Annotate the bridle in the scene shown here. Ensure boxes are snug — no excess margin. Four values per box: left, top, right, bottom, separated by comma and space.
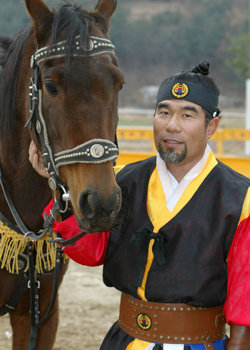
22, 35, 119, 244
27, 35, 119, 193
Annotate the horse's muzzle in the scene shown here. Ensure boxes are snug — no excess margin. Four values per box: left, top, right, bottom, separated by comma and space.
77, 187, 122, 232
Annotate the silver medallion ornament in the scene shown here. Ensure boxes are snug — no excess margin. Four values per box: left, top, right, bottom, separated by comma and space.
54, 139, 118, 169
36, 120, 41, 134
90, 144, 104, 158
87, 39, 94, 51
48, 177, 57, 191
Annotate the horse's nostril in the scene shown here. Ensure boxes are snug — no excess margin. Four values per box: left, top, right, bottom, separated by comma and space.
79, 192, 95, 219
79, 188, 121, 221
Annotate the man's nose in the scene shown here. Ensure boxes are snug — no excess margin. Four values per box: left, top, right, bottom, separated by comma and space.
165, 114, 181, 132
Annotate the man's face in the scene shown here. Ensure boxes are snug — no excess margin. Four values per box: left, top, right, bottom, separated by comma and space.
153, 99, 218, 169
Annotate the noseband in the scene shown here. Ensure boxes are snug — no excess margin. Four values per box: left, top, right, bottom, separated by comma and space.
27, 35, 119, 191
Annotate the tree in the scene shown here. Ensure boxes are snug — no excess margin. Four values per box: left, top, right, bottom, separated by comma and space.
227, 33, 250, 79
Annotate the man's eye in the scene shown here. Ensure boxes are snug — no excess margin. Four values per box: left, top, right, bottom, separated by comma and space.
160, 110, 169, 116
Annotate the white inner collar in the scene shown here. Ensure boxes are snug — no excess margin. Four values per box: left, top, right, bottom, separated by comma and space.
156, 144, 211, 212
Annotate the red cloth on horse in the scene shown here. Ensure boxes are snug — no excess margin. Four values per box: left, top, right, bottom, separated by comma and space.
43, 200, 110, 266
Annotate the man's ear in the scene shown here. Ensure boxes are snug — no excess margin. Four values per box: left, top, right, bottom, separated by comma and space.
207, 117, 220, 139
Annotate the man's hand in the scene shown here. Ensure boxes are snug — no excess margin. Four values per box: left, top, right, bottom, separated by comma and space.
29, 140, 49, 178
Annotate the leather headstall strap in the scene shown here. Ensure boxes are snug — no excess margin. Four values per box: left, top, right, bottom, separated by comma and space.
27, 35, 119, 191
26, 35, 119, 247
0, 249, 29, 316
0, 272, 28, 316
119, 293, 227, 350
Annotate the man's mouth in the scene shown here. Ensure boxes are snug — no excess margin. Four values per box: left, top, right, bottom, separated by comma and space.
164, 139, 183, 145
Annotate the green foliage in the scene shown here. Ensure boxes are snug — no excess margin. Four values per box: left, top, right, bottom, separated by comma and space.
1, 0, 249, 95
0, 0, 92, 37
109, 0, 248, 89
110, 6, 135, 66
111, 0, 234, 68
227, 33, 250, 78
0, 2, 29, 37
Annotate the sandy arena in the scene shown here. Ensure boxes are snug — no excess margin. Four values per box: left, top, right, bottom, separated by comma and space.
0, 261, 120, 350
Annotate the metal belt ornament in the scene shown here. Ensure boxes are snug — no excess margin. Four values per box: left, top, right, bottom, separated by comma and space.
136, 313, 152, 330
27, 35, 119, 192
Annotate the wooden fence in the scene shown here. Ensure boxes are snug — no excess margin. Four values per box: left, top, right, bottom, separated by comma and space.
116, 127, 250, 178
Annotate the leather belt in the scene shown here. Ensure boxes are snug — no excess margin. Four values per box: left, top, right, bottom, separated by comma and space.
118, 293, 226, 350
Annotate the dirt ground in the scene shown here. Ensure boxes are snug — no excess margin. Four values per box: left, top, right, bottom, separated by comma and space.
0, 261, 121, 350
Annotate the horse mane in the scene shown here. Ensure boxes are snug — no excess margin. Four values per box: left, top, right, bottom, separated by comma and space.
0, 26, 33, 141
0, 36, 13, 69
0, 3, 106, 141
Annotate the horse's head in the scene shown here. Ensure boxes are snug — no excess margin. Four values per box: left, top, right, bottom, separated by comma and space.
24, 0, 124, 232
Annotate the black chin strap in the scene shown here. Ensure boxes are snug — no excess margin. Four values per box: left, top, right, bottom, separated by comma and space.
48, 231, 87, 247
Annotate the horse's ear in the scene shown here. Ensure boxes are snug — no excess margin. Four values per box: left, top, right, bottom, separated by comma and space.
24, 0, 53, 43
95, 0, 117, 27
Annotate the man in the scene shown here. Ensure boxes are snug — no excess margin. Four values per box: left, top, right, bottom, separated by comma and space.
29, 62, 250, 350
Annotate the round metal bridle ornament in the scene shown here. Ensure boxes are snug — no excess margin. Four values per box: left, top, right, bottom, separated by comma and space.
90, 144, 104, 158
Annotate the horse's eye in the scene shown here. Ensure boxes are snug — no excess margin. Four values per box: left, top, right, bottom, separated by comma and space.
44, 81, 60, 96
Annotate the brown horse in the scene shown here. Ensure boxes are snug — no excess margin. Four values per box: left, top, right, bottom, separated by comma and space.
0, 0, 123, 349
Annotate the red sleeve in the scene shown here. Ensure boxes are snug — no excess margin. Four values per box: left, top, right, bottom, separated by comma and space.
43, 200, 110, 266
224, 215, 250, 326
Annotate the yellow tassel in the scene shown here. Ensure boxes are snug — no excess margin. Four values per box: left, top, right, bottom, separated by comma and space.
0, 221, 68, 274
